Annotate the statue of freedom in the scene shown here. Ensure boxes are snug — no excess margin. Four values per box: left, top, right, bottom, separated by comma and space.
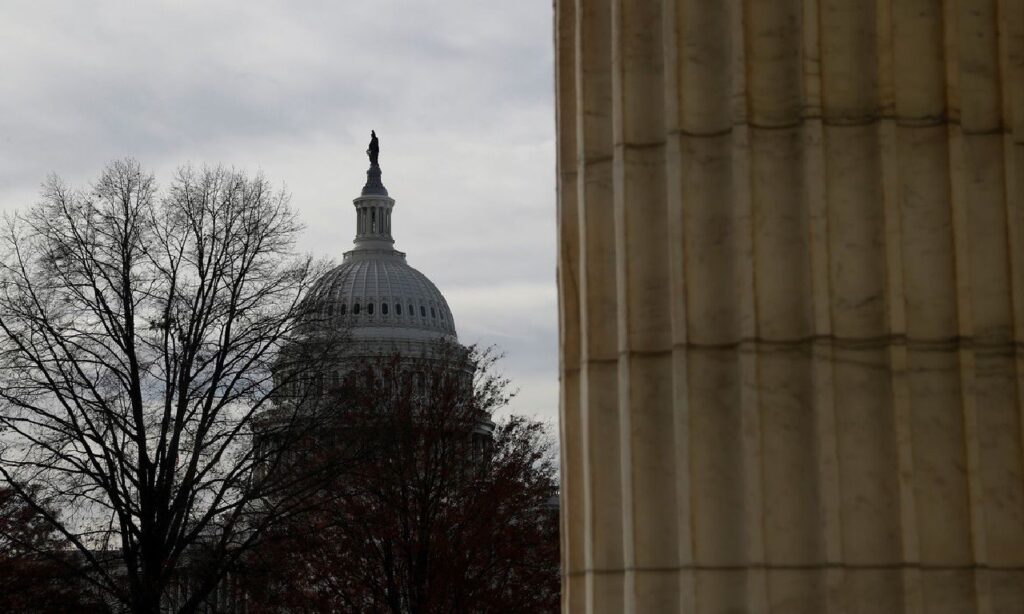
367, 130, 379, 166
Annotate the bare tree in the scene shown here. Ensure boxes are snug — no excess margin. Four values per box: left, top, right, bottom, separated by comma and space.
242, 344, 561, 613
0, 159, 348, 613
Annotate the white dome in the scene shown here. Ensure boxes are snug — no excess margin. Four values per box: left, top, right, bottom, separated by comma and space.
309, 249, 457, 345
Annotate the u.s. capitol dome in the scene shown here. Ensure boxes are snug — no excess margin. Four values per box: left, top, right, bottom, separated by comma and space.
305, 133, 458, 357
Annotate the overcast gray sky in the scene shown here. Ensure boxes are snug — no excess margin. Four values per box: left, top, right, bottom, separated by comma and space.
0, 2, 558, 425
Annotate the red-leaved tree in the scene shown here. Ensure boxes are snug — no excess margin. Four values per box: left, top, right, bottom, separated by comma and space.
242, 344, 560, 613
0, 486, 109, 612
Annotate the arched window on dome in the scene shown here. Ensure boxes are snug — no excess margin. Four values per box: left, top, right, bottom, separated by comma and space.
368, 302, 375, 315
409, 304, 414, 317
420, 305, 426, 318
430, 307, 436, 318
382, 303, 389, 315
354, 303, 361, 315
396, 303, 402, 315
340, 304, 347, 315
327, 305, 334, 316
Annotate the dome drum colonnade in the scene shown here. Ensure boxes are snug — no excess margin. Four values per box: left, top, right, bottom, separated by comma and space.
555, 1, 1023, 613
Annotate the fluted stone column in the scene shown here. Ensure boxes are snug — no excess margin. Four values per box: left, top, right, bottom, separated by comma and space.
555, 1, 1024, 612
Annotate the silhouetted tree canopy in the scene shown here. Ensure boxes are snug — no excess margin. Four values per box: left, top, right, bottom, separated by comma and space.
0, 160, 347, 613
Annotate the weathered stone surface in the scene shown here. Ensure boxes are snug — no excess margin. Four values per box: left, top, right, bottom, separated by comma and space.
555, 0, 1024, 611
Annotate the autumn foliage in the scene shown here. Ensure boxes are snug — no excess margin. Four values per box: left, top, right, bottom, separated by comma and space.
0, 487, 108, 613
241, 346, 560, 613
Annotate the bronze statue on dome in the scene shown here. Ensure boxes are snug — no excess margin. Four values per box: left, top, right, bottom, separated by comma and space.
367, 130, 379, 166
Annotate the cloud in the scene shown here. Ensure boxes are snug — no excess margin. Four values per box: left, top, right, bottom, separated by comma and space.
0, 1, 559, 425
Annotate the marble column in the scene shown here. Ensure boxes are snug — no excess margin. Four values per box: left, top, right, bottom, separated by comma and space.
555, 0, 1024, 612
